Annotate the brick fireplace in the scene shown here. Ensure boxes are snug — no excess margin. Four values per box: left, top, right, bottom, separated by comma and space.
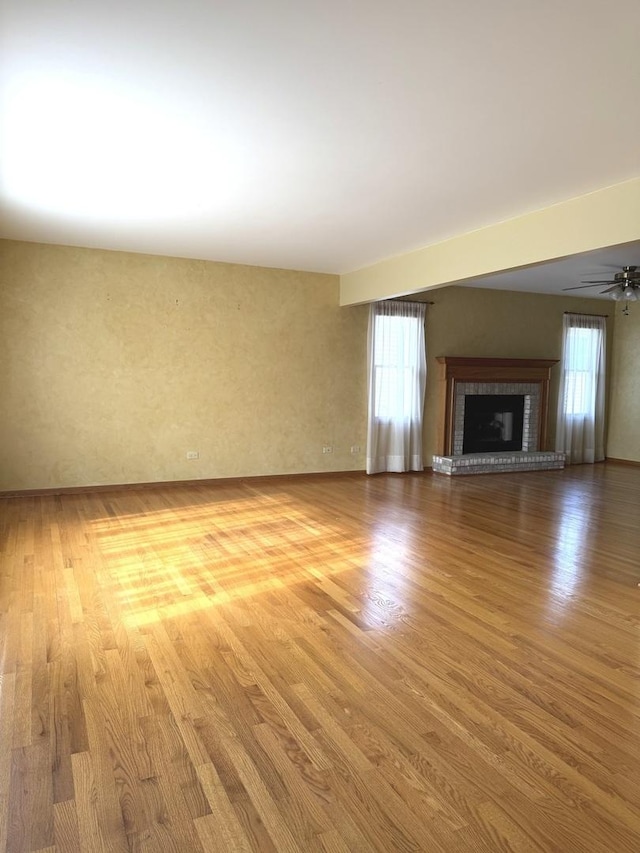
432, 357, 566, 475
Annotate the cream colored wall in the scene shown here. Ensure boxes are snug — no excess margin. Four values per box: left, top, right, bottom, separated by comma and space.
0, 240, 369, 491
421, 286, 615, 463
340, 178, 640, 305
606, 306, 640, 462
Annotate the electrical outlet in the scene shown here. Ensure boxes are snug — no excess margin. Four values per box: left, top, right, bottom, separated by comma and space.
186, 451, 199, 460
350, 445, 361, 454
322, 445, 334, 454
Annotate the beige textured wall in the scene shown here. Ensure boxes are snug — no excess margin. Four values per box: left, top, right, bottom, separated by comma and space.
1, 239, 625, 490
0, 240, 368, 490
606, 306, 640, 462
421, 286, 615, 463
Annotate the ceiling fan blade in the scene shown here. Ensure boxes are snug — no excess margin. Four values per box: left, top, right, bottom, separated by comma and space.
563, 283, 611, 291
583, 264, 627, 270
567, 264, 640, 292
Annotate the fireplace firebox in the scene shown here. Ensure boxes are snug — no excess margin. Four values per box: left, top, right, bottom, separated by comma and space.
462, 394, 525, 454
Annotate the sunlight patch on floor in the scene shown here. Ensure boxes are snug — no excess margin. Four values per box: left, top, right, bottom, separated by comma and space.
91, 493, 362, 627
548, 494, 593, 621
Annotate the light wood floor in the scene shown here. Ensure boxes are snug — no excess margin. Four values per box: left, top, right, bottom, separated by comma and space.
1, 464, 639, 852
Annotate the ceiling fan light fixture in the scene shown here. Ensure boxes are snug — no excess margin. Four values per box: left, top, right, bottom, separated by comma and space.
609, 284, 639, 304
565, 265, 640, 300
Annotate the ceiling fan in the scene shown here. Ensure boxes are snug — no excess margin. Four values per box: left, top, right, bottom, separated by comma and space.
563, 265, 640, 302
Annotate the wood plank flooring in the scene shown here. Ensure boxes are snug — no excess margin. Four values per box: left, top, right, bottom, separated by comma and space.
1, 463, 639, 852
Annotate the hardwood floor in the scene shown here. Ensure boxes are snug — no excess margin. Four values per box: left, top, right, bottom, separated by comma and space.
1, 463, 639, 852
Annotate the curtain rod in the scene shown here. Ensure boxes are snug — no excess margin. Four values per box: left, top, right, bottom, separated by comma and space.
564, 311, 610, 318
395, 299, 435, 306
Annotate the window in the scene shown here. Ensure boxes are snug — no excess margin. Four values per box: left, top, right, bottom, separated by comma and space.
556, 313, 606, 464
366, 300, 427, 474
562, 326, 600, 417
372, 313, 423, 419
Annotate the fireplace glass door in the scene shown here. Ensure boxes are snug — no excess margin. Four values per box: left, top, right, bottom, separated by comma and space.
462, 394, 525, 454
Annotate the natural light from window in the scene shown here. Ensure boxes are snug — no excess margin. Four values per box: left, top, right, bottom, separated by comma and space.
373, 313, 422, 420
563, 326, 600, 417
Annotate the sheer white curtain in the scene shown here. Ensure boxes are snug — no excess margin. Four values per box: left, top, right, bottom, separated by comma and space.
556, 313, 606, 464
366, 300, 427, 474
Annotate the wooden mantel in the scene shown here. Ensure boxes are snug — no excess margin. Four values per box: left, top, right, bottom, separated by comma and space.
436, 357, 559, 457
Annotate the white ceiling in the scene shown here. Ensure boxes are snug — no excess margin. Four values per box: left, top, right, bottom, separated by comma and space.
1, 0, 639, 284
459, 242, 640, 300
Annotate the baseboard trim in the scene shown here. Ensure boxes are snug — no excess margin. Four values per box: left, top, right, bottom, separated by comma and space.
0, 469, 367, 499
605, 457, 640, 467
